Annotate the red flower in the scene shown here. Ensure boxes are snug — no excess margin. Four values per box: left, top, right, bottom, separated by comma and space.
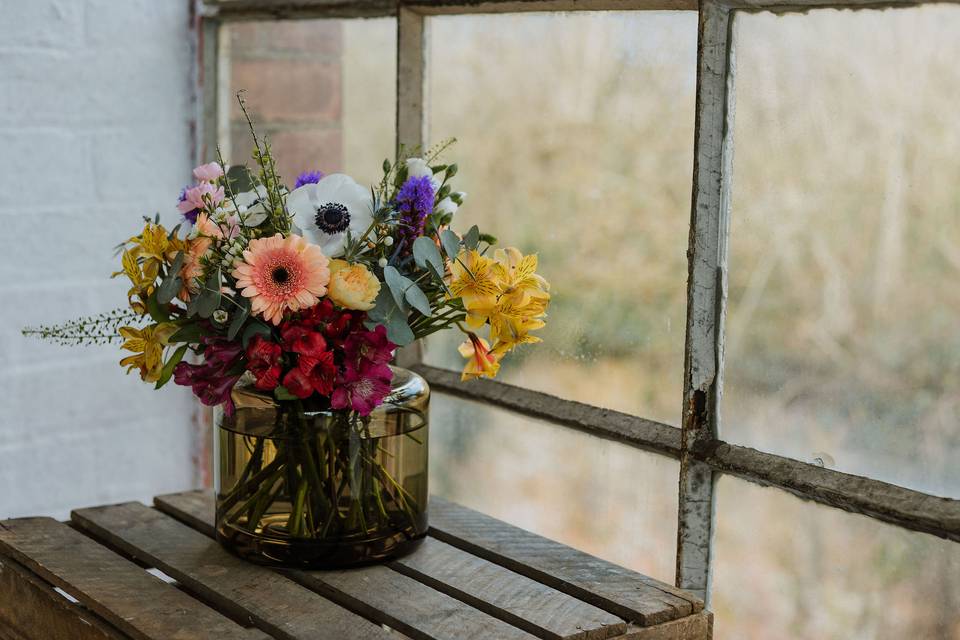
298, 351, 337, 396
300, 298, 335, 326
280, 320, 330, 357
282, 367, 314, 399
245, 335, 283, 391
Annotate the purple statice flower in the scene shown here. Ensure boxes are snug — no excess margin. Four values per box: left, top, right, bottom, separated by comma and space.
395, 175, 435, 251
178, 187, 200, 225
294, 170, 325, 189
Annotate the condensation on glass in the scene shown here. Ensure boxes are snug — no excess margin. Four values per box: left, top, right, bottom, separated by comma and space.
422, 11, 698, 425
429, 392, 680, 583
724, 5, 960, 498
223, 18, 395, 187
712, 475, 960, 640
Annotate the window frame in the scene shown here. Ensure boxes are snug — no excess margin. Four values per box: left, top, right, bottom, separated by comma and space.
195, 0, 960, 605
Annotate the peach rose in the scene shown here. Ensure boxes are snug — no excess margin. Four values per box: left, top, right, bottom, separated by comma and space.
327, 259, 381, 311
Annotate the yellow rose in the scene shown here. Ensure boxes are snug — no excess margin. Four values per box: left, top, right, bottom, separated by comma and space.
327, 259, 381, 311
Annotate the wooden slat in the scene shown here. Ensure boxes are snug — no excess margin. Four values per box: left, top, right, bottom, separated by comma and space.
427, 498, 702, 626
390, 537, 626, 640
155, 491, 540, 640
623, 611, 712, 639
0, 518, 268, 640
0, 555, 127, 640
290, 564, 538, 640
71, 502, 396, 640
415, 365, 682, 459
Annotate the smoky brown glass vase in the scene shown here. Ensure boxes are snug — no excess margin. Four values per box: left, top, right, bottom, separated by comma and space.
214, 366, 429, 568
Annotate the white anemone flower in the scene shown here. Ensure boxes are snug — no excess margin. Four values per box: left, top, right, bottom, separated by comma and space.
436, 197, 458, 216
405, 157, 441, 190
286, 174, 373, 258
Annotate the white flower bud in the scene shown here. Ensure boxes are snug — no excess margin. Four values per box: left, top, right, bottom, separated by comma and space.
378, 257, 388, 268
383, 236, 394, 247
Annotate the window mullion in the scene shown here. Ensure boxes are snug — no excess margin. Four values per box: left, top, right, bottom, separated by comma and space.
677, 0, 736, 606
395, 7, 430, 367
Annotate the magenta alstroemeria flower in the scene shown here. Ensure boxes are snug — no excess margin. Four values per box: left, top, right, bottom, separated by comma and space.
173, 337, 244, 415
331, 361, 394, 416
342, 324, 395, 371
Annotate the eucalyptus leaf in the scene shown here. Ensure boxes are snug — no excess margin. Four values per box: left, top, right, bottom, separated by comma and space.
385, 314, 415, 346
464, 225, 480, 250
412, 236, 443, 274
366, 288, 396, 324
185, 294, 201, 318
156, 252, 185, 304
146, 291, 171, 323
154, 343, 189, 390
169, 323, 203, 344
440, 229, 461, 260
227, 297, 251, 340
196, 268, 222, 318
241, 322, 272, 348
404, 282, 432, 317
383, 266, 411, 312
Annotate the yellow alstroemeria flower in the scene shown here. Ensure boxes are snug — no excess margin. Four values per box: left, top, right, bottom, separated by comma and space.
448, 249, 500, 309
487, 297, 548, 351
457, 333, 504, 381
113, 249, 158, 315
491, 247, 550, 308
118, 323, 177, 382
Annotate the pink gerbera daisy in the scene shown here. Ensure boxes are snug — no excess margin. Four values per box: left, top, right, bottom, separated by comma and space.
232, 233, 331, 325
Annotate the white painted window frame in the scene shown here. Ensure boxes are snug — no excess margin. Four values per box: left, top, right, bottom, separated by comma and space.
194, 0, 960, 605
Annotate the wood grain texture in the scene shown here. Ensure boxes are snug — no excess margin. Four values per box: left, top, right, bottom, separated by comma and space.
0, 556, 127, 640
428, 497, 702, 626
677, 0, 735, 605
622, 612, 712, 639
390, 537, 626, 640
289, 564, 538, 640
155, 491, 538, 640
0, 517, 268, 640
414, 365, 681, 459
700, 442, 960, 542
71, 502, 396, 640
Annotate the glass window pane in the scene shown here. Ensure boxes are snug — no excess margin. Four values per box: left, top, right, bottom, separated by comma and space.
430, 393, 679, 583
714, 475, 960, 639
725, 6, 960, 497
224, 18, 395, 186
423, 12, 698, 425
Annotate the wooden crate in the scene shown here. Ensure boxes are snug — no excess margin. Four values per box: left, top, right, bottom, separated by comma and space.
0, 492, 710, 640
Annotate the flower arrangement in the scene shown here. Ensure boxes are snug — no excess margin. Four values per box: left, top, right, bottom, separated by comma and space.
22, 97, 549, 564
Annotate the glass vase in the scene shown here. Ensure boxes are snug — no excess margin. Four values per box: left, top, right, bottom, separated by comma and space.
214, 366, 429, 568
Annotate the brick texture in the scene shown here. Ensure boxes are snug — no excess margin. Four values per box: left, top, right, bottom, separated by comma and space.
227, 20, 344, 182
0, 0, 199, 519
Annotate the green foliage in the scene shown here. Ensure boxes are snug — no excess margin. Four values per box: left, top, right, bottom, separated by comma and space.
21, 308, 141, 346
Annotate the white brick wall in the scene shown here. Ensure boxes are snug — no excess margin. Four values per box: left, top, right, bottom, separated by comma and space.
0, 0, 200, 519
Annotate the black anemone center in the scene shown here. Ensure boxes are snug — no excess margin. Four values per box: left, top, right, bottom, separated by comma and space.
272, 267, 290, 284
315, 202, 351, 234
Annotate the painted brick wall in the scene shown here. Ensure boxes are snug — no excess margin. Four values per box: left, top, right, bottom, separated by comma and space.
0, 0, 200, 519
